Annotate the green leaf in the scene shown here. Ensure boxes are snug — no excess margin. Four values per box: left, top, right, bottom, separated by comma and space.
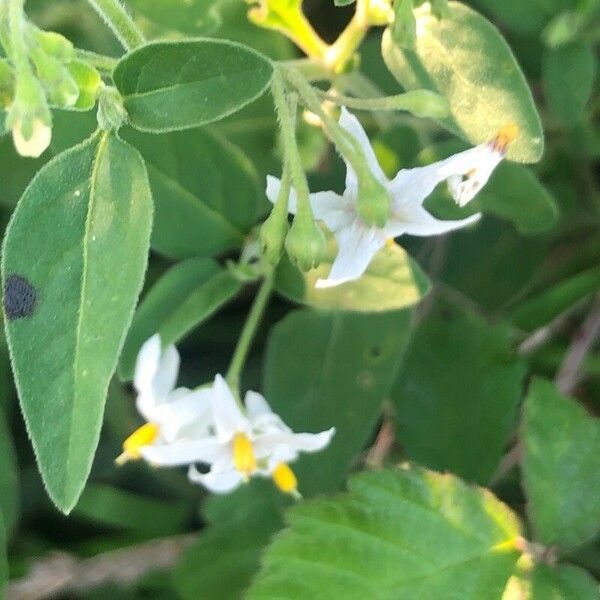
530, 564, 600, 599
124, 128, 261, 259
392, 304, 526, 484
523, 378, 600, 549
264, 309, 413, 496
114, 39, 273, 133
73, 483, 191, 536
0, 408, 18, 535
124, 0, 229, 35
420, 142, 558, 235
470, 0, 553, 34
2, 132, 153, 513
119, 258, 242, 380
175, 481, 286, 600
382, 2, 544, 163
274, 235, 430, 312
248, 467, 523, 599
0, 515, 6, 599
511, 265, 600, 330
543, 43, 596, 126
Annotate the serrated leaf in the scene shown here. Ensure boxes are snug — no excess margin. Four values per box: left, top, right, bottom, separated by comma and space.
124, 128, 261, 259
511, 265, 600, 330
543, 43, 596, 126
420, 142, 558, 235
392, 304, 526, 484
175, 481, 286, 600
125, 0, 229, 35
0, 408, 18, 535
248, 467, 523, 599
119, 258, 242, 380
274, 235, 430, 312
382, 2, 544, 163
114, 39, 273, 133
2, 132, 153, 512
523, 378, 600, 549
265, 309, 413, 496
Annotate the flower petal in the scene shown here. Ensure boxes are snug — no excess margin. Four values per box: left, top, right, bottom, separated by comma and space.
338, 107, 388, 192
140, 437, 224, 467
390, 143, 503, 208
265, 176, 351, 234
316, 221, 386, 288
390, 204, 482, 237
256, 428, 336, 458
155, 388, 214, 442
211, 375, 249, 441
134, 334, 161, 396
152, 344, 180, 400
188, 465, 244, 493
245, 391, 273, 420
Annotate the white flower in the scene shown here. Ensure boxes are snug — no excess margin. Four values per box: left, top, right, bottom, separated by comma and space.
266, 107, 517, 288
187, 375, 335, 497
116, 334, 215, 466
12, 117, 51, 158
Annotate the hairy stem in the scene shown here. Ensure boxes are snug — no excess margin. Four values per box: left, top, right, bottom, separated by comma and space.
86, 0, 144, 50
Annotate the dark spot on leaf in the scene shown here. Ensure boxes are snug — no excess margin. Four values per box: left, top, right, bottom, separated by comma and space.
4, 274, 37, 320
440, 307, 454, 322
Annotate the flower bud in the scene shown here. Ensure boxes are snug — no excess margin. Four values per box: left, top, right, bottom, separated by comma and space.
356, 175, 391, 229
6, 72, 52, 158
32, 50, 79, 108
260, 206, 289, 266
97, 86, 127, 131
67, 60, 103, 110
285, 210, 326, 272
33, 30, 74, 61
0, 59, 15, 108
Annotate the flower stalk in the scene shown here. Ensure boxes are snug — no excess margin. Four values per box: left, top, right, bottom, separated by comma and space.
86, 0, 145, 50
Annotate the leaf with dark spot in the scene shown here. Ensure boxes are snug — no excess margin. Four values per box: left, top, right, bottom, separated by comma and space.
3, 274, 37, 320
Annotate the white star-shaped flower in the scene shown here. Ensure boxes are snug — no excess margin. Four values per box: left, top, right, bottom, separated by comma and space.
187, 375, 335, 497
267, 107, 517, 288
116, 334, 215, 466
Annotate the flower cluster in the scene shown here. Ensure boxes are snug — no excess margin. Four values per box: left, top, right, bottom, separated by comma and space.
267, 107, 516, 288
117, 335, 335, 498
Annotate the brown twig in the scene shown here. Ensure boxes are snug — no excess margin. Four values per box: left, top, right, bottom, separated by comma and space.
7, 534, 196, 600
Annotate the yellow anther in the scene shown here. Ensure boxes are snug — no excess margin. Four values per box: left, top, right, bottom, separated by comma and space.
386, 238, 396, 249
233, 432, 257, 478
116, 422, 160, 465
272, 462, 301, 498
491, 123, 520, 153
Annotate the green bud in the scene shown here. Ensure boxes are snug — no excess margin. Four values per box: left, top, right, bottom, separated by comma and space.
0, 59, 15, 108
67, 60, 103, 110
32, 51, 79, 108
33, 29, 75, 61
356, 175, 391, 229
398, 90, 450, 119
260, 206, 289, 266
285, 211, 326, 272
97, 86, 127, 131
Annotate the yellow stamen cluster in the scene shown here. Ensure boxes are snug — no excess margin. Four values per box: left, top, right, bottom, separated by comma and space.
491, 123, 520, 154
272, 462, 300, 498
233, 432, 257, 479
116, 422, 160, 465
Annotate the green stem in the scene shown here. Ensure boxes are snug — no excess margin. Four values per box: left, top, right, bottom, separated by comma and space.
86, 0, 144, 51
284, 67, 374, 185
75, 48, 118, 73
226, 273, 274, 393
271, 68, 312, 220
324, 0, 370, 72
8, 0, 31, 72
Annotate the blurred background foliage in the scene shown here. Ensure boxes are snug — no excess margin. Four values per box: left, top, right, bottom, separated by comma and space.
0, 0, 599, 598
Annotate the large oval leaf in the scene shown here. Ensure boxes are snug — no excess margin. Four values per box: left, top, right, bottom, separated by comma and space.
119, 257, 242, 380
124, 128, 262, 258
2, 132, 153, 513
114, 39, 273, 132
275, 235, 430, 312
382, 2, 544, 163
248, 467, 523, 599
